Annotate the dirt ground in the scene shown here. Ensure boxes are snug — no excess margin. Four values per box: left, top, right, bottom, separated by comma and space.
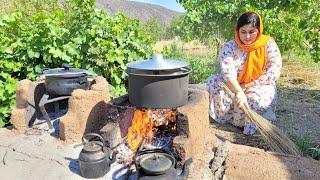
213, 58, 320, 155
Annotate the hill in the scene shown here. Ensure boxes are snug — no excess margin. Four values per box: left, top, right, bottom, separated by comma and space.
96, 0, 182, 25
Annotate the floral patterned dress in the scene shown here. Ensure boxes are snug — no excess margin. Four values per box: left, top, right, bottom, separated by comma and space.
206, 39, 282, 134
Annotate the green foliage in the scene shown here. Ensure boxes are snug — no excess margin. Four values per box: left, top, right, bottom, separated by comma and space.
293, 134, 313, 154
163, 16, 184, 40
162, 44, 217, 84
308, 146, 320, 160
292, 134, 320, 160
142, 16, 185, 41
0, 0, 154, 127
0, 60, 21, 126
142, 18, 165, 42
176, 0, 320, 62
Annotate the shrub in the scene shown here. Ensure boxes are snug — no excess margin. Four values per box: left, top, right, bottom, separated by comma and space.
0, 0, 154, 127
162, 44, 218, 84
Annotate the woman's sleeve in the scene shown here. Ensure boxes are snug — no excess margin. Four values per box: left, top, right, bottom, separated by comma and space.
254, 39, 282, 85
219, 41, 237, 81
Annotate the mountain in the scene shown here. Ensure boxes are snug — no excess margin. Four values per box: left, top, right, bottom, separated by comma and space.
96, 0, 182, 26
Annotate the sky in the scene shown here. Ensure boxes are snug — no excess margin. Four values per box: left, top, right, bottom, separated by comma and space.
130, 0, 185, 12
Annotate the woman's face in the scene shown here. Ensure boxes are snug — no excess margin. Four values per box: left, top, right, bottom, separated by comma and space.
238, 24, 259, 45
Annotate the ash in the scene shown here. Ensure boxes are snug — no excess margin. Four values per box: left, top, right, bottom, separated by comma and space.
144, 134, 175, 152
32, 108, 67, 136
116, 143, 134, 163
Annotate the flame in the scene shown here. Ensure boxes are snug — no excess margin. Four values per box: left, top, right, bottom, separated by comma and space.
127, 109, 177, 152
127, 109, 153, 152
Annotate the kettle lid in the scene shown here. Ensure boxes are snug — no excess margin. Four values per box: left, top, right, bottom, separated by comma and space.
83, 141, 104, 152
138, 152, 174, 175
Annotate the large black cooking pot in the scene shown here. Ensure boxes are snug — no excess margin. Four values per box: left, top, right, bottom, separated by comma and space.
43, 64, 97, 96
126, 54, 191, 108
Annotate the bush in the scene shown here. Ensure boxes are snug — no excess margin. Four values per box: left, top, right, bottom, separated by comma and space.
0, 60, 20, 127
0, 0, 154, 127
162, 44, 218, 84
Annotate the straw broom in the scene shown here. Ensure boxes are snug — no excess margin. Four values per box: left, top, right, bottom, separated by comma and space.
218, 82, 300, 156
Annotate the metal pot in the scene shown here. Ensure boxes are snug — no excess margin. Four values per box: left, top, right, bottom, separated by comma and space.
126, 53, 192, 108
43, 64, 97, 96
78, 133, 117, 179
134, 149, 192, 180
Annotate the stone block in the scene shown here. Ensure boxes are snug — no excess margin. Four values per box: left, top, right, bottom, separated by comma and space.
11, 79, 46, 130
60, 76, 111, 143
176, 88, 214, 159
224, 144, 320, 180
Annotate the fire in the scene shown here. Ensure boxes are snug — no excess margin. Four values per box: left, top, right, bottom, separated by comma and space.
127, 108, 177, 152
127, 109, 153, 152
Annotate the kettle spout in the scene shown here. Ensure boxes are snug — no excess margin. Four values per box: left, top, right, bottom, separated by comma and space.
109, 151, 118, 164
178, 158, 193, 180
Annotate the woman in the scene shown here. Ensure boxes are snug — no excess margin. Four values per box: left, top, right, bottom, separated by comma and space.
206, 12, 282, 135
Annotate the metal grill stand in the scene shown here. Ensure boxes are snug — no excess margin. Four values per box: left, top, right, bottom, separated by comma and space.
38, 93, 70, 130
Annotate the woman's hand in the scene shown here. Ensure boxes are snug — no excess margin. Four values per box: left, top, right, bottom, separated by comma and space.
240, 83, 248, 92
240, 81, 255, 92
235, 91, 249, 109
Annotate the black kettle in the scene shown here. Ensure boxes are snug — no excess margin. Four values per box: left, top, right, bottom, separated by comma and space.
78, 133, 117, 179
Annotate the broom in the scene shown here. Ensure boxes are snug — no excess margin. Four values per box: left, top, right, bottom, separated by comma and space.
218, 82, 300, 156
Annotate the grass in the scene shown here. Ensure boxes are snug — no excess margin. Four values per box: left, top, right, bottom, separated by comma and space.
291, 134, 320, 160
155, 39, 219, 84
282, 51, 320, 69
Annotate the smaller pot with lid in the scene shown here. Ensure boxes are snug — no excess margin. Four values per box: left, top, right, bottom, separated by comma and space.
43, 64, 97, 96
78, 133, 117, 179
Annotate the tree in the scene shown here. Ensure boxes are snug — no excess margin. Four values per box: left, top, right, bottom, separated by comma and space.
177, 0, 320, 62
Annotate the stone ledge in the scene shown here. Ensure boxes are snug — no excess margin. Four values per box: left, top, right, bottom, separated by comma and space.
218, 143, 320, 180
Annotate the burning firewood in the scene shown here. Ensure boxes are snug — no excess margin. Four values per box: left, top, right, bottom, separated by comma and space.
127, 109, 153, 152
127, 108, 177, 152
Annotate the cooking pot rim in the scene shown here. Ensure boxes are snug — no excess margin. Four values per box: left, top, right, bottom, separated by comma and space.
126, 67, 192, 77
126, 53, 189, 71
43, 68, 97, 78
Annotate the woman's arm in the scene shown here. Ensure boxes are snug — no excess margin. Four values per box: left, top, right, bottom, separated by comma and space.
219, 41, 250, 108
226, 78, 249, 109
240, 81, 255, 91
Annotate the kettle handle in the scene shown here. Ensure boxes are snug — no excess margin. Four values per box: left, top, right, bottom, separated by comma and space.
82, 133, 106, 147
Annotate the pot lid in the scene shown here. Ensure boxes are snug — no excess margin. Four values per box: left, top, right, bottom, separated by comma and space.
127, 53, 188, 70
43, 64, 97, 78
139, 153, 173, 174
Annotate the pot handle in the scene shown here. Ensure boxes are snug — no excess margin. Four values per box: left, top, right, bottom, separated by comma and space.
62, 63, 71, 70
82, 133, 106, 147
178, 158, 193, 179
83, 70, 98, 78
134, 148, 173, 168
